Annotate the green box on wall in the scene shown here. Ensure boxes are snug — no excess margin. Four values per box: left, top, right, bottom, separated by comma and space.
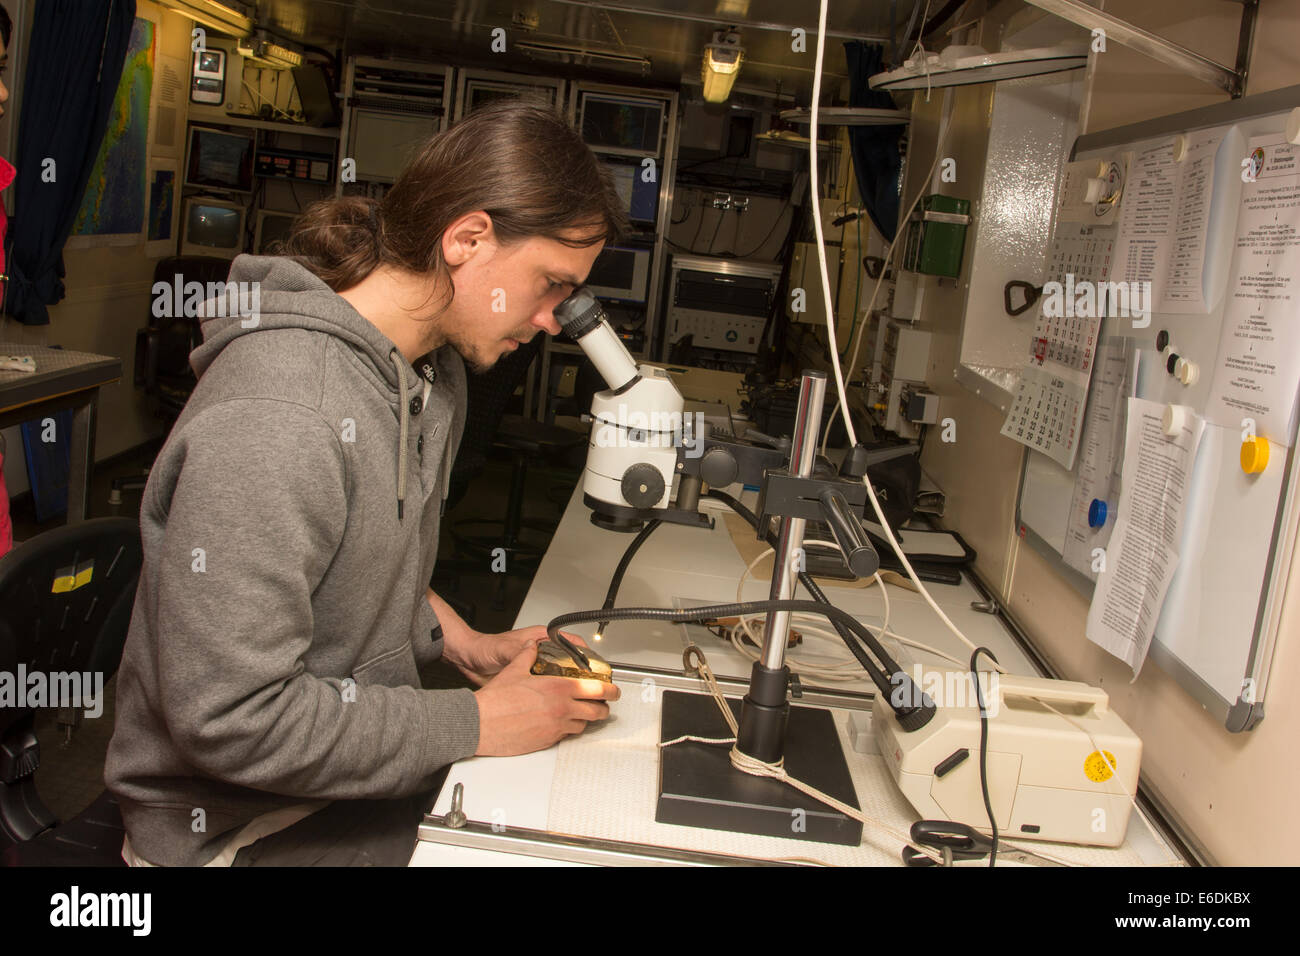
901, 194, 971, 279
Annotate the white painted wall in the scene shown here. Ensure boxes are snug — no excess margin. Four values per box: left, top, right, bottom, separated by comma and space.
910, 0, 1300, 864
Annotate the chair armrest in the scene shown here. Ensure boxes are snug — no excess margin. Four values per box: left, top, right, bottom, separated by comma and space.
134, 327, 161, 390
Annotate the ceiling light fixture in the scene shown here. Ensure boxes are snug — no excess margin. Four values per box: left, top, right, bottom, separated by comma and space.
238, 33, 304, 70
701, 30, 744, 104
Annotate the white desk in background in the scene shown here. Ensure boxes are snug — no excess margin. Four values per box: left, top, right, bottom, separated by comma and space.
412, 486, 1182, 867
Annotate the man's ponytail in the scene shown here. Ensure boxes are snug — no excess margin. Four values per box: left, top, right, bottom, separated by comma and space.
280, 196, 384, 292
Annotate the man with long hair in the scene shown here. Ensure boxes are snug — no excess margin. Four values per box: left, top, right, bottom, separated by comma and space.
106, 102, 626, 866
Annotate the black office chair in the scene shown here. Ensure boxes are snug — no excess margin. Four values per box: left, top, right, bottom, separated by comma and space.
0, 517, 143, 866
109, 256, 232, 507
442, 337, 586, 611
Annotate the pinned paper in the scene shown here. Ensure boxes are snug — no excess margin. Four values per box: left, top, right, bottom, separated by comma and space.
1207, 136, 1300, 446
1085, 397, 1204, 676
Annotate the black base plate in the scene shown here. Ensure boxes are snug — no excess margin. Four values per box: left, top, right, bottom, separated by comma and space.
656, 690, 863, 846
584, 494, 714, 533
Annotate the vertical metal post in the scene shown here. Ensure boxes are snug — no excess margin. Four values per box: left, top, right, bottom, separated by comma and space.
737, 370, 828, 762
1232, 0, 1259, 100
759, 371, 827, 669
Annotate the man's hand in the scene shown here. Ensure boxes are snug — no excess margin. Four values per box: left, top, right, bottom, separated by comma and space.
445, 624, 585, 687
474, 642, 620, 757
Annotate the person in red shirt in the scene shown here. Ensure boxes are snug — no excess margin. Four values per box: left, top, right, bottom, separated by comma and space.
0, 2, 13, 296
0, 2, 14, 560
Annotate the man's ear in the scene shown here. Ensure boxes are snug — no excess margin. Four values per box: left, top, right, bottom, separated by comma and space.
443, 211, 494, 267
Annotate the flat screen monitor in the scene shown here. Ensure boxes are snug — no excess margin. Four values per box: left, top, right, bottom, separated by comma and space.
255, 210, 298, 254
180, 197, 246, 258
605, 162, 659, 225
350, 109, 438, 183
579, 92, 664, 157
585, 245, 650, 304
185, 126, 255, 192
465, 79, 558, 113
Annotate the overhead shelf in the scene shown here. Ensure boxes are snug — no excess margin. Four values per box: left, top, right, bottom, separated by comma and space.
203, 114, 342, 138
779, 107, 910, 126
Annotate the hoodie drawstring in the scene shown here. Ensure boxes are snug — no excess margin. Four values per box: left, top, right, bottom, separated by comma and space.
391, 349, 409, 520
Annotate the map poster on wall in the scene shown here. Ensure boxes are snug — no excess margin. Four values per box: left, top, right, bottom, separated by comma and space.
67, 14, 157, 247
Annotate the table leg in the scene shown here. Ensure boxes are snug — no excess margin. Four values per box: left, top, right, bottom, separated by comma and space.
66, 391, 98, 524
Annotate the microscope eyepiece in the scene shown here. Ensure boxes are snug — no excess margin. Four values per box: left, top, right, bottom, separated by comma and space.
554, 287, 607, 340
552, 286, 639, 393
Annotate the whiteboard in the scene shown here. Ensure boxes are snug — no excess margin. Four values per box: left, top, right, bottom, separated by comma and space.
1016, 85, 1300, 731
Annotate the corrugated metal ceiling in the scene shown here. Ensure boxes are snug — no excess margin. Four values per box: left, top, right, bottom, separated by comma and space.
252, 0, 926, 101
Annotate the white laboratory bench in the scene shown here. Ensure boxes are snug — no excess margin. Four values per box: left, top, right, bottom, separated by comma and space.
411, 485, 1182, 867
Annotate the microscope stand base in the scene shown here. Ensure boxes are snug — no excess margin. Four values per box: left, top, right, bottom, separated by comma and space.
655, 690, 863, 847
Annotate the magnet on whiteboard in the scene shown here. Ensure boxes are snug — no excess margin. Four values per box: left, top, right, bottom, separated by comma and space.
1178, 360, 1199, 385
1241, 436, 1270, 474
1174, 356, 1188, 379
1162, 404, 1187, 436
1287, 107, 1300, 147
1173, 134, 1189, 161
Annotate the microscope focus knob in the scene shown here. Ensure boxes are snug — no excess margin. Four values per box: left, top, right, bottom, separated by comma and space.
699, 447, 739, 488
621, 463, 665, 508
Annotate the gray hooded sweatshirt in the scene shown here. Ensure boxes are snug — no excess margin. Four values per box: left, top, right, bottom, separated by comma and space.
105, 255, 479, 866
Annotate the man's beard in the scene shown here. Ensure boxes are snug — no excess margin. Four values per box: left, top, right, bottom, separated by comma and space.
445, 327, 530, 375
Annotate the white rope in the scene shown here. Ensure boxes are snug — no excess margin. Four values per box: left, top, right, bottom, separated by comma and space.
660, 642, 945, 865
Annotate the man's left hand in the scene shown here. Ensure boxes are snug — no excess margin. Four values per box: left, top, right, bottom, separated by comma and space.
448, 625, 586, 686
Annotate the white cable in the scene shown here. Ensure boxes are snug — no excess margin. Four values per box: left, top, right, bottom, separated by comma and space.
242, 79, 294, 120
912, 0, 936, 102
730, 542, 968, 676
733, 545, 862, 681
808, 0, 851, 459
876, 570, 892, 638
806, 13, 997, 672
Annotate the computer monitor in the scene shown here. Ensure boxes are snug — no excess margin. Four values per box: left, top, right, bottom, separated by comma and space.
464, 78, 558, 113
585, 244, 651, 304
604, 162, 659, 226
185, 126, 255, 192
349, 109, 438, 183
578, 92, 664, 157
180, 197, 247, 259
254, 209, 298, 254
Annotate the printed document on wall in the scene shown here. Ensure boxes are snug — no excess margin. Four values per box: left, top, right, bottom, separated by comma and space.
1086, 397, 1204, 676
1207, 137, 1300, 445
1112, 128, 1224, 314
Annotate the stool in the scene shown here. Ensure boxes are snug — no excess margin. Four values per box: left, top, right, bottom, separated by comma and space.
450, 415, 584, 610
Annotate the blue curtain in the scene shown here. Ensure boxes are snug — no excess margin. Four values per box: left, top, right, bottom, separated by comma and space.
843, 42, 906, 242
4, 0, 137, 326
